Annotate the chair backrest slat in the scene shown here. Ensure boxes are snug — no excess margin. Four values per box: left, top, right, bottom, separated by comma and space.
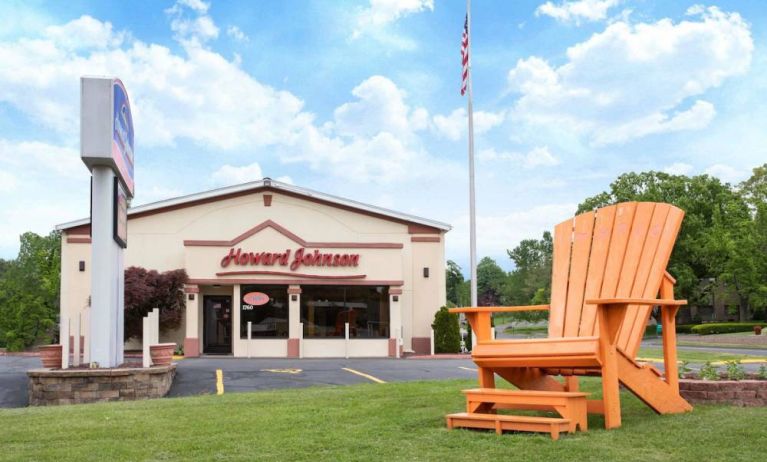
561, 211, 595, 337
548, 219, 575, 338
546, 201, 684, 358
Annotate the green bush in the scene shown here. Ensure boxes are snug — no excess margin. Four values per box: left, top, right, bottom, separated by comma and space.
676, 324, 697, 334
700, 362, 719, 381
725, 361, 746, 381
691, 322, 767, 335
431, 306, 460, 354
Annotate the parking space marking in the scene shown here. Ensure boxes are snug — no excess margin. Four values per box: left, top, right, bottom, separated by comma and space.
260, 368, 302, 374
458, 366, 477, 372
342, 367, 386, 384
216, 369, 224, 395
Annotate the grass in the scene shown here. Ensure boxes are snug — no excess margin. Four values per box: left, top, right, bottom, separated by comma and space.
2, 379, 766, 461
636, 347, 767, 363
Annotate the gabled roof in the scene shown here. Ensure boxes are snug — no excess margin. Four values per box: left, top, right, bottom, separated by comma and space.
55, 178, 452, 232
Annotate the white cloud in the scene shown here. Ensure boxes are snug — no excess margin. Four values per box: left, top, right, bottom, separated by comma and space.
704, 164, 746, 184
211, 161, 263, 187
507, 6, 752, 146
478, 146, 560, 169
352, 0, 434, 39
226, 25, 248, 42
663, 162, 693, 176
334, 76, 413, 139
447, 203, 577, 261
0, 139, 83, 179
0, 170, 18, 192
166, 0, 219, 45
536, 0, 620, 25
433, 108, 505, 141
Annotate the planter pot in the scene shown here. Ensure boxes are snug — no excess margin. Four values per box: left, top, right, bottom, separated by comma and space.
150, 343, 176, 366
39, 344, 63, 369
755, 326, 763, 335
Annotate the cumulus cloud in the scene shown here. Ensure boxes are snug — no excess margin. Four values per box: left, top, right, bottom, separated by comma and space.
447, 203, 577, 261
352, 0, 433, 38
507, 6, 752, 146
663, 162, 693, 176
536, 0, 620, 25
432, 108, 505, 141
165, 0, 219, 45
478, 146, 560, 169
226, 25, 248, 42
211, 161, 264, 186
704, 164, 746, 184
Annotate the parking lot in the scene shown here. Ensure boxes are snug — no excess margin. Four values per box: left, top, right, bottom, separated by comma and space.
0, 355, 478, 407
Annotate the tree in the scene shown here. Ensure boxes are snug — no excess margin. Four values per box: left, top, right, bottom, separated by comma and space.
445, 260, 465, 306
431, 306, 460, 353
476, 257, 507, 306
0, 232, 61, 350
124, 267, 188, 340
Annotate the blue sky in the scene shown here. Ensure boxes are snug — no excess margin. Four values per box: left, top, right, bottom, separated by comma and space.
0, 0, 765, 272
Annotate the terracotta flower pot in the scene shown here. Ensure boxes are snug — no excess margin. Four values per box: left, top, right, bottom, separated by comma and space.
755, 325, 763, 335
150, 343, 176, 366
39, 344, 63, 369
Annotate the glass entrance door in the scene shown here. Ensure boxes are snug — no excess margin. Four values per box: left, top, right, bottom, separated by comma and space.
203, 296, 232, 354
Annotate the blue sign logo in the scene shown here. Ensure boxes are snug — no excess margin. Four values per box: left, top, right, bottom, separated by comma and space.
112, 79, 134, 196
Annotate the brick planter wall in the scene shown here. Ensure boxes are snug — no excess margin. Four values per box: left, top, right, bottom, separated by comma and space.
27, 365, 176, 406
680, 379, 767, 407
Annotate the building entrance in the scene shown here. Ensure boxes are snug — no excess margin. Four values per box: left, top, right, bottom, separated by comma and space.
203, 295, 232, 354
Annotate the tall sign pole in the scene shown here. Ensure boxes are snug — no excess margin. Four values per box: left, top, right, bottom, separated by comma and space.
466, 0, 478, 308
81, 77, 134, 368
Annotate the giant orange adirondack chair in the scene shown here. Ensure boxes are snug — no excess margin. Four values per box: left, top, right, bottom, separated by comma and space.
448, 202, 693, 435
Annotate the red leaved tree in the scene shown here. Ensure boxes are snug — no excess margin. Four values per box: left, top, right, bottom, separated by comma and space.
124, 266, 188, 340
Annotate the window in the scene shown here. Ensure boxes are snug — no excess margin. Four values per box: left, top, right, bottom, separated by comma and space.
301, 286, 389, 338
240, 285, 288, 338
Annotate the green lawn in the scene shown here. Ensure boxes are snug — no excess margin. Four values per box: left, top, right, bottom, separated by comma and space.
637, 347, 767, 363
1, 378, 765, 461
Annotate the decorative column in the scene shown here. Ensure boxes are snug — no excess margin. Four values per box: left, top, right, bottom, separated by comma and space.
389, 288, 403, 358
287, 285, 302, 358
183, 285, 200, 357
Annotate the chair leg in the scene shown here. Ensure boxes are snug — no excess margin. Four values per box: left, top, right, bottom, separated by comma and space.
601, 348, 622, 429
478, 367, 495, 388
564, 376, 579, 392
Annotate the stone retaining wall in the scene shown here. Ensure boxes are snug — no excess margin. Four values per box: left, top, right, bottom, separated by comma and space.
27, 365, 176, 406
680, 379, 767, 406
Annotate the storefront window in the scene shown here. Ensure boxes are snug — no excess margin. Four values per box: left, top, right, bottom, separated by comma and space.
301, 286, 389, 338
240, 285, 288, 338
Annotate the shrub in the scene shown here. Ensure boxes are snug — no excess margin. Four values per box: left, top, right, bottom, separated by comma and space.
124, 267, 188, 340
678, 360, 691, 379
691, 322, 767, 335
676, 324, 697, 334
431, 306, 460, 354
700, 362, 719, 381
758, 365, 767, 380
725, 360, 746, 381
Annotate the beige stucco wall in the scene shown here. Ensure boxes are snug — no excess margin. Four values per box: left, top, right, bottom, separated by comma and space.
59, 189, 447, 357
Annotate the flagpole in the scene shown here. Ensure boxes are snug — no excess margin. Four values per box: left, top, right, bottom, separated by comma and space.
466, 0, 478, 309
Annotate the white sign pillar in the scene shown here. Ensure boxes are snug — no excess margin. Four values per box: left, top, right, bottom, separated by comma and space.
91, 166, 121, 367
81, 77, 134, 369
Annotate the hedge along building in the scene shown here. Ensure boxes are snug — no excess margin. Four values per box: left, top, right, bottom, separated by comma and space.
56, 179, 450, 358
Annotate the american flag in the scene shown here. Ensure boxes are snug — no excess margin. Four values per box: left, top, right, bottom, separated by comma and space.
461, 14, 469, 96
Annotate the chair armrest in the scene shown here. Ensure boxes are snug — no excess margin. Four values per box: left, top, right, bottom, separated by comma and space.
585, 298, 687, 306
449, 305, 550, 314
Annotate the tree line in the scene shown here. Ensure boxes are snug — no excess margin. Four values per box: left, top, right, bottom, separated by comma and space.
446, 164, 767, 323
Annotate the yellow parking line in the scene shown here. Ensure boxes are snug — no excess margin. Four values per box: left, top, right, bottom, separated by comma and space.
342, 367, 386, 384
458, 366, 477, 372
216, 369, 224, 395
